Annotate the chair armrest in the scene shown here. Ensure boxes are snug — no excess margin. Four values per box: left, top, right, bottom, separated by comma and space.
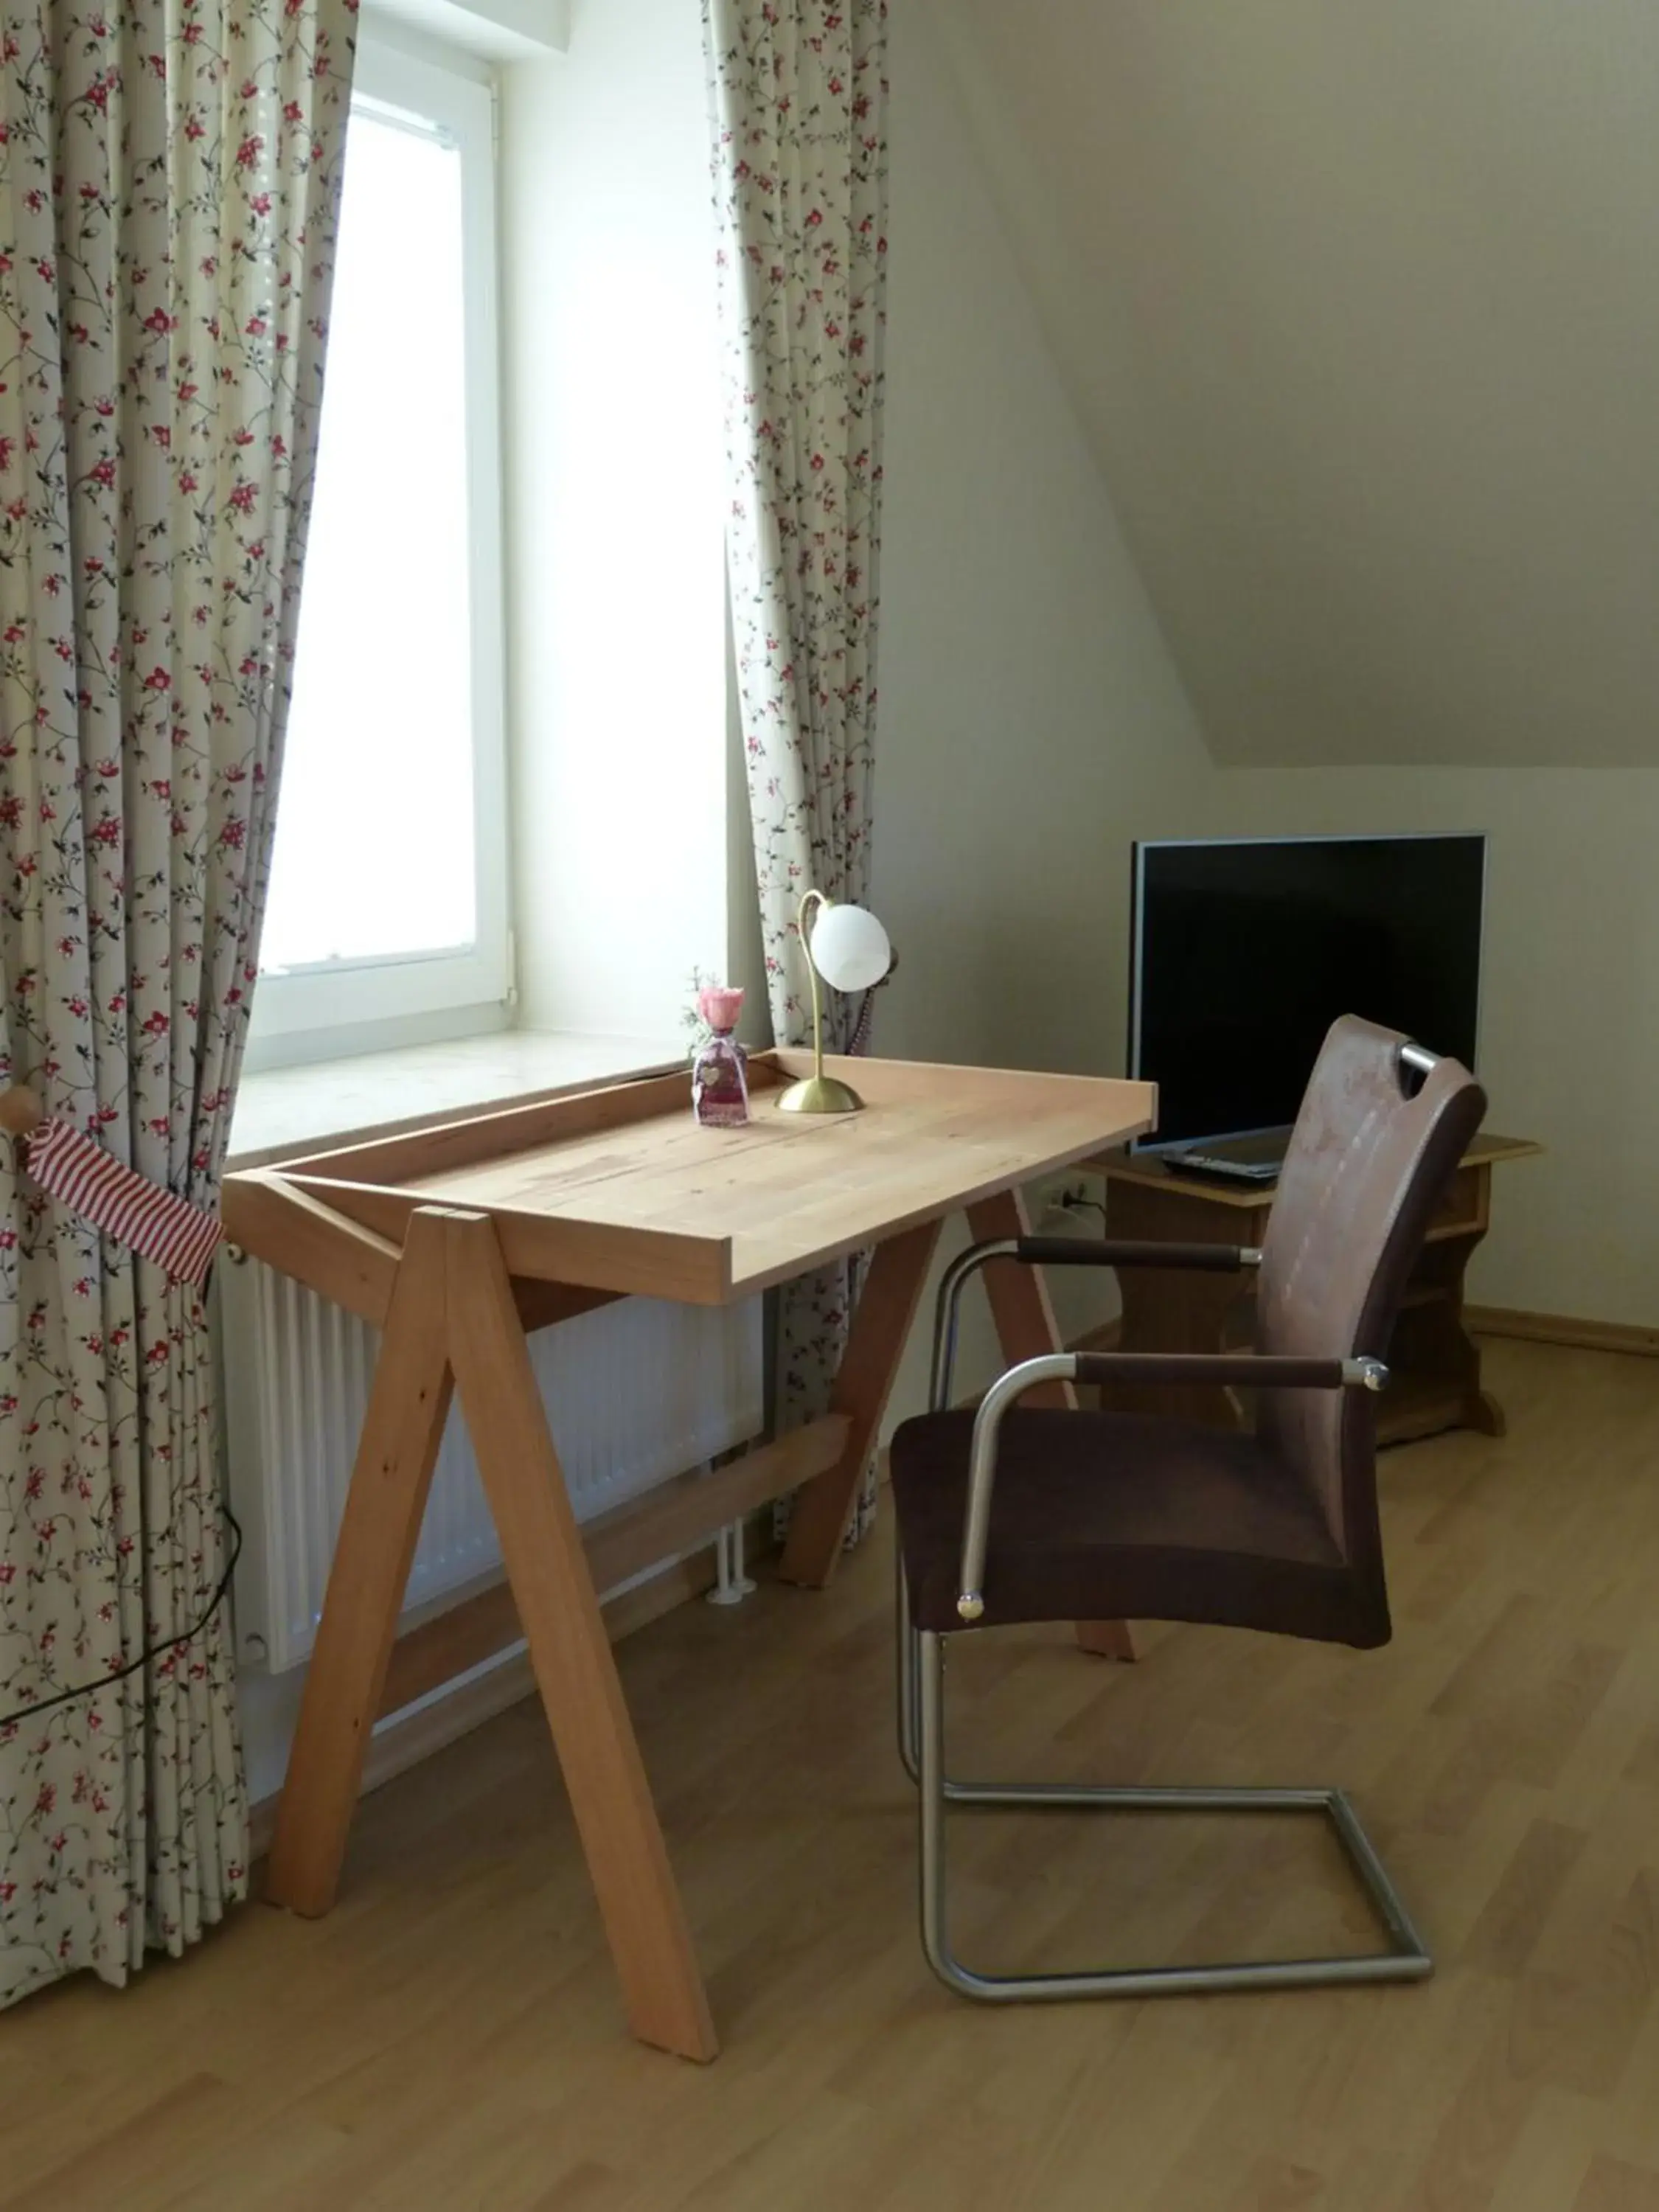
953, 1351, 1389, 1624
1015, 1237, 1261, 1272
928, 1236, 1258, 1412
1074, 1352, 1388, 1392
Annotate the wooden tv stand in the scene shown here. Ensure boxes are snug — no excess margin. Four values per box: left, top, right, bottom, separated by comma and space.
1091, 1134, 1543, 1447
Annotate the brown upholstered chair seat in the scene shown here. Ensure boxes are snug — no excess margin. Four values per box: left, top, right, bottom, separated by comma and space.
891, 1405, 1364, 1644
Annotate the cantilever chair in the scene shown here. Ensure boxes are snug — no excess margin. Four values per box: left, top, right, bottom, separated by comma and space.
889, 1015, 1487, 2004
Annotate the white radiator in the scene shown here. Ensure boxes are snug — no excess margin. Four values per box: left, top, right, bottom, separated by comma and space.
220, 1258, 765, 1672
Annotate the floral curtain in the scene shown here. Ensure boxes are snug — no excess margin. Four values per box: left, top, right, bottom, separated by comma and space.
0, 0, 355, 2007
703, 0, 890, 1535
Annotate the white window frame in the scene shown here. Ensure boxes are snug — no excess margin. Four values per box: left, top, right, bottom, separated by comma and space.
248, 33, 509, 1066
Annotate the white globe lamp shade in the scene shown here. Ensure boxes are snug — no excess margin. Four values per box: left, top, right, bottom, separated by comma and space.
810, 902, 891, 993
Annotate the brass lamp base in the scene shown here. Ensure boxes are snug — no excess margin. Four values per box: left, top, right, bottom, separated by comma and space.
776, 1074, 866, 1116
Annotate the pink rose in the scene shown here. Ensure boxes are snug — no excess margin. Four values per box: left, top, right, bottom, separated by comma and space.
697, 984, 745, 1033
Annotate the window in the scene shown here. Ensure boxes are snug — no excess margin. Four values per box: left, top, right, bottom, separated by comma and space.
251, 38, 507, 1063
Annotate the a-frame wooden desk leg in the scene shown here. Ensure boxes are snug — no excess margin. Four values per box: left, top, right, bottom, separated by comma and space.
777, 1218, 943, 1590
443, 1209, 719, 2062
966, 1189, 1138, 1663
266, 1209, 455, 1917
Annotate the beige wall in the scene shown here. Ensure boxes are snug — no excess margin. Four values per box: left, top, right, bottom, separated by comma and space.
1208, 768, 1659, 1326
931, 0, 1659, 771
877, 7, 1211, 1076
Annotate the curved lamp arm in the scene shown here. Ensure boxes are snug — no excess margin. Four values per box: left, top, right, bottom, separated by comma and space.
796, 888, 830, 1086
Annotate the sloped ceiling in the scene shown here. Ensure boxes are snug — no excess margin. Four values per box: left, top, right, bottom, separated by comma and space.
931, 1, 1659, 766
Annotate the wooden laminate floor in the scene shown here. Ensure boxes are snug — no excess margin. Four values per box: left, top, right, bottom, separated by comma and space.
10, 1342, 1659, 2211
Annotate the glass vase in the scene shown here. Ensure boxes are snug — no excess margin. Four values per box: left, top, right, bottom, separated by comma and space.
692, 986, 750, 1127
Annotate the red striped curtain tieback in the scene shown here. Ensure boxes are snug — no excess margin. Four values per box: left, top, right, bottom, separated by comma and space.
7, 1104, 222, 1287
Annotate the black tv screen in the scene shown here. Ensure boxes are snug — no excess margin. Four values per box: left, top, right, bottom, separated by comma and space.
1130, 835, 1486, 1150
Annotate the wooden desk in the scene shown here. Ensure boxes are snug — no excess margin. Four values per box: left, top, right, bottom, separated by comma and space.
223, 1050, 1155, 2061
1092, 1133, 1543, 1444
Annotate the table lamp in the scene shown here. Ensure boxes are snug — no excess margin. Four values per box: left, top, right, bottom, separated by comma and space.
776, 888, 892, 1115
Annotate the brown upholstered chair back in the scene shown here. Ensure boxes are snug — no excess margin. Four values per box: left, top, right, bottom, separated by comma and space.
1255, 1017, 1487, 1607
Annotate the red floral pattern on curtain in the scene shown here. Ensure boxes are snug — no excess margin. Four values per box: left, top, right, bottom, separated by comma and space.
703, 0, 890, 1534
0, 0, 355, 2006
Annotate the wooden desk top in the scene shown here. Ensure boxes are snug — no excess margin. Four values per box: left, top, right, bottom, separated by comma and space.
226, 1051, 1156, 1305
1095, 1132, 1543, 1210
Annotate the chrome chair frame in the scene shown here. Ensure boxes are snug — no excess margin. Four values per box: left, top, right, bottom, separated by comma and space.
895, 1236, 1433, 2004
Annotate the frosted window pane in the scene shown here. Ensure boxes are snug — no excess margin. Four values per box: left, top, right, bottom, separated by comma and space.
262, 108, 476, 973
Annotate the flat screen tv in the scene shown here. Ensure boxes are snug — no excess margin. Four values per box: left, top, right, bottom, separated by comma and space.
1130, 833, 1486, 1157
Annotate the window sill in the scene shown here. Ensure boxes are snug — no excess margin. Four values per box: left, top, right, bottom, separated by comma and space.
227, 1028, 686, 1172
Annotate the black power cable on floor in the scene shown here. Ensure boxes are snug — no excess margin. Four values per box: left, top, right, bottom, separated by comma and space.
0, 1506, 243, 1731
